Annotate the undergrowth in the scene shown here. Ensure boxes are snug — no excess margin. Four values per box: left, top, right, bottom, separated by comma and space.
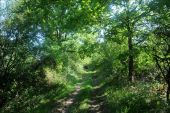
103, 80, 169, 113
0, 67, 76, 113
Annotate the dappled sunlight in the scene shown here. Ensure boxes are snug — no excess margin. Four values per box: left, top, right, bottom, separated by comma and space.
1, 0, 170, 113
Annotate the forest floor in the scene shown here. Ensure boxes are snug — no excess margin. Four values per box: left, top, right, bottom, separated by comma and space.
48, 69, 169, 113
1, 68, 168, 113
50, 83, 82, 113
50, 71, 107, 113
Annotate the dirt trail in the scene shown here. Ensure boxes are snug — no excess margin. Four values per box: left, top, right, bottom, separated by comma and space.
50, 72, 106, 113
50, 83, 82, 113
88, 86, 105, 113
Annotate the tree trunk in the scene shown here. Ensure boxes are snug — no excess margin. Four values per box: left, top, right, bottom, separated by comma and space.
167, 83, 170, 102
128, 34, 135, 82
166, 69, 170, 102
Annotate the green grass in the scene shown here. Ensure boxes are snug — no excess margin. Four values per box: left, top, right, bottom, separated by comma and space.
0, 67, 77, 113
104, 81, 168, 113
0, 83, 74, 113
66, 71, 95, 113
2, 64, 169, 113
68, 87, 92, 113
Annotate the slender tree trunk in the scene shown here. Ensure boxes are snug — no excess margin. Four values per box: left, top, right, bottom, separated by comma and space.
167, 83, 170, 102
126, 12, 135, 82
128, 35, 135, 82
167, 69, 170, 102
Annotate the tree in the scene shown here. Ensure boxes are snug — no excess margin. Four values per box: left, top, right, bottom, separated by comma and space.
104, 0, 150, 82
149, 0, 170, 101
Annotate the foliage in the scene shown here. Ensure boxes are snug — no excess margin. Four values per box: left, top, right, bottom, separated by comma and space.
1, 0, 170, 112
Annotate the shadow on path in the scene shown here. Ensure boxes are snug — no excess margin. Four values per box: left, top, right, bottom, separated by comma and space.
88, 86, 105, 113
50, 83, 82, 113
50, 72, 107, 113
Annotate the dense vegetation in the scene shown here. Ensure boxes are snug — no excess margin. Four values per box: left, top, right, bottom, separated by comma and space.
0, 0, 170, 113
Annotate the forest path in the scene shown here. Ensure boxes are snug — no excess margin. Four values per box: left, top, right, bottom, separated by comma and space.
50, 71, 106, 113
50, 82, 82, 113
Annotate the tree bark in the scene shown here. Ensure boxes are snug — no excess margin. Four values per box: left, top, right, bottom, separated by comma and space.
126, 12, 135, 82
167, 83, 170, 102
128, 35, 135, 82
166, 68, 170, 102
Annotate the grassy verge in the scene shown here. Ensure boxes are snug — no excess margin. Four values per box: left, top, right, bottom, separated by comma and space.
102, 80, 169, 113
0, 67, 76, 113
